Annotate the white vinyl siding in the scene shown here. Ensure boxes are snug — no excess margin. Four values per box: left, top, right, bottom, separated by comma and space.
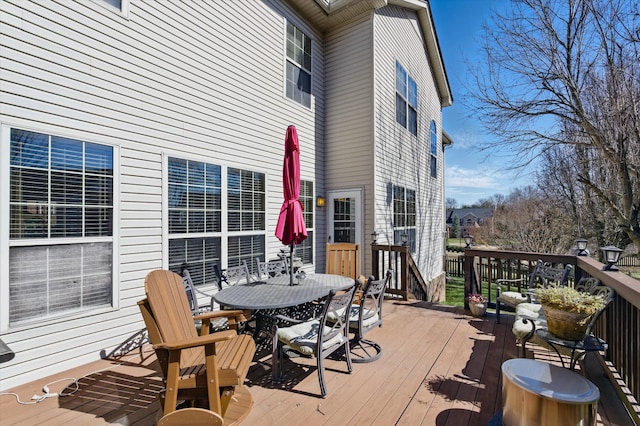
324, 13, 374, 269
0, 0, 324, 391
373, 5, 444, 280
0, 0, 446, 392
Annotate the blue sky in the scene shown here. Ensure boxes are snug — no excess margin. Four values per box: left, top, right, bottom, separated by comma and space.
430, 0, 534, 206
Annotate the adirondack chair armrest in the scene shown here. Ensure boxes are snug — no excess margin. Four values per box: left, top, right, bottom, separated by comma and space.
195, 309, 253, 332
155, 329, 237, 351
195, 309, 252, 323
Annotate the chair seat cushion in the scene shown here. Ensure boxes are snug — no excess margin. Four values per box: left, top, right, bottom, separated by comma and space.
327, 305, 379, 329
349, 306, 379, 329
513, 302, 545, 338
499, 291, 529, 306
277, 320, 347, 356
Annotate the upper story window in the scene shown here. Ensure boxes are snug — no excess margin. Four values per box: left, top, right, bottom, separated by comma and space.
6, 128, 115, 327
286, 22, 312, 108
396, 61, 418, 136
430, 120, 437, 178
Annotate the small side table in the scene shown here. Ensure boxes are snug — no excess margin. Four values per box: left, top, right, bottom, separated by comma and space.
536, 329, 607, 370
502, 358, 600, 426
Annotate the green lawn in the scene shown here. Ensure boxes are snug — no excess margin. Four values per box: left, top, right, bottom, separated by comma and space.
444, 276, 466, 307
444, 275, 493, 308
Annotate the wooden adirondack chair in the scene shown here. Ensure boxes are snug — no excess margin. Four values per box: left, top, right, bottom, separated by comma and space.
138, 269, 255, 423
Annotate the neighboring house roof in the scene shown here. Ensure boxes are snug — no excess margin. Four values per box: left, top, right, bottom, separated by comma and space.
446, 207, 494, 224
286, 0, 453, 107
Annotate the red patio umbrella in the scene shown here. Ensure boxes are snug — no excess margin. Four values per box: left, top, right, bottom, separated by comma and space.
275, 125, 308, 285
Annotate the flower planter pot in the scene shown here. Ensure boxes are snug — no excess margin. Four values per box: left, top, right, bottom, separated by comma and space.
470, 302, 487, 318
542, 304, 593, 341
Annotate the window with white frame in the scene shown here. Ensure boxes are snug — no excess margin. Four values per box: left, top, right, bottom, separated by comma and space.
294, 180, 314, 264
286, 21, 312, 108
227, 168, 266, 270
7, 128, 115, 326
167, 158, 266, 286
396, 61, 418, 136
167, 157, 222, 286
392, 185, 416, 249
430, 120, 438, 178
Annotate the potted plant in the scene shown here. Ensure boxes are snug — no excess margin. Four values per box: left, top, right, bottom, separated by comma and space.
534, 286, 607, 340
467, 293, 488, 317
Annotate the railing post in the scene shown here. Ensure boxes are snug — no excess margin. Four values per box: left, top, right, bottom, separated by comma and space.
371, 244, 380, 280
464, 250, 474, 309
400, 247, 408, 300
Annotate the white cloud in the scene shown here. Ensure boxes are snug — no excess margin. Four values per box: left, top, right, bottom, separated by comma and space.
445, 165, 502, 189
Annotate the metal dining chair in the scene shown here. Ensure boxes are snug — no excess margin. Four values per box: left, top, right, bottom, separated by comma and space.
274, 284, 358, 397
255, 258, 289, 280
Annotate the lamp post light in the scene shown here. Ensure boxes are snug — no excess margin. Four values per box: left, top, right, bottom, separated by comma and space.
575, 238, 588, 256
600, 245, 623, 271
464, 234, 473, 249
400, 232, 408, 246
371, 230, 378, 245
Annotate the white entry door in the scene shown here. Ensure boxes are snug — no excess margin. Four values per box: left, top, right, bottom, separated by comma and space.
327, 189, 362, 245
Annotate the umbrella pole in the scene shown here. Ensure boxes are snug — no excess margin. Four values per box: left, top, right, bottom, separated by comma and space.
289, 244, 294, 286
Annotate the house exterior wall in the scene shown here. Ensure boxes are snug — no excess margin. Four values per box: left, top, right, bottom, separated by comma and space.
372, 5, 446, 282
0, 0, 449, 391
0, 0, 324, 391
323, 12, 375, 271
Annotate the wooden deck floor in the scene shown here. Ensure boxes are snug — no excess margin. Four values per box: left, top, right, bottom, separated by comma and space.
0, 300, 628, 425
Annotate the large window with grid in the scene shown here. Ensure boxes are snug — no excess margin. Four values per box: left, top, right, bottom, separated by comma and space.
227, 168, 266, 269
167, 157, 223, 287
167, 158, 266, 286
396, 61, 418, 136
430, 120, 438, 178
294, 180, 314, 264
286, 21, 312, 108
392, 185, 416, 249
6, 128, 115, 326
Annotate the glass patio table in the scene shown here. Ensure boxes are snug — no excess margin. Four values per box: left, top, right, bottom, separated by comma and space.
213, 273, 355, 380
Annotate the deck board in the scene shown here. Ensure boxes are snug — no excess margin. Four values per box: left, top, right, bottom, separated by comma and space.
0, 299, 626, 425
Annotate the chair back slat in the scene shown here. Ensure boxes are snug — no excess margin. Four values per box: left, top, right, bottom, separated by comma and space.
326, 243, 360, 280
528, 260, 572, 289
319, 285, 357, 352
145, 270, 201, 364
224, 261, 253, 286
358, 270, 391, 333
256, 259, 288, 280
